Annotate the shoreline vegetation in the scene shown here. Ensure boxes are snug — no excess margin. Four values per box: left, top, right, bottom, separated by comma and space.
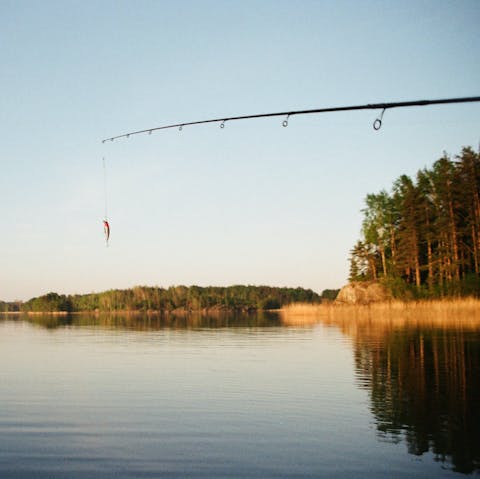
280, 298, 480, 327
0, 285, 325, 314
349, 146, 480, 298
2, 297, 480, 321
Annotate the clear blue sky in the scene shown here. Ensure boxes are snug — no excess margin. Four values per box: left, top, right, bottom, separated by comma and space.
1, 0, 479, 301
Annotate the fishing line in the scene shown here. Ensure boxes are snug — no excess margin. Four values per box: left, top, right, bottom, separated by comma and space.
103, 156, 108, 220
101, 96, 480, 143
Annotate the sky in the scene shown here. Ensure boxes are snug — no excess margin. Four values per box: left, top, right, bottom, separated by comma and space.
1, 0, 479, 302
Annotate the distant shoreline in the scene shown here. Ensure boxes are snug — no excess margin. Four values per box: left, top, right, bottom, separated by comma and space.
3, 297, 480, 316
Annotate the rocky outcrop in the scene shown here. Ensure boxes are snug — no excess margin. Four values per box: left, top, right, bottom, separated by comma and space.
335, 281, 391, 305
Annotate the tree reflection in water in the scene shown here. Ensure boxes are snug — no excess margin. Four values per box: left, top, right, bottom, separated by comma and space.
10, 310, 282, 331
351, 320, 480, 474
281, 306, 480, 475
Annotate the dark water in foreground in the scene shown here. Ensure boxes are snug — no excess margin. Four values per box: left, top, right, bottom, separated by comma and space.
1, 313, 479, 478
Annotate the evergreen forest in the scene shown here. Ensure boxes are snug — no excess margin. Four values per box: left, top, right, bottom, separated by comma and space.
350, 146, 480, 297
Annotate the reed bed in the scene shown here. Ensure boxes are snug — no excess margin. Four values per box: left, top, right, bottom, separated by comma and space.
280, 298, 480, 329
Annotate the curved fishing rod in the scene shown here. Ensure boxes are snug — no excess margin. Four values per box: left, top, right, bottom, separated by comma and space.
102, 96, 480, 143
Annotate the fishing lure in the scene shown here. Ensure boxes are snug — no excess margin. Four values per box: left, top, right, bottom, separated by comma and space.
103, 219, 110, 246
102, 157, 110, 246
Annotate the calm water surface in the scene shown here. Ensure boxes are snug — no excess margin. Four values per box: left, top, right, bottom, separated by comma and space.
1, 313, 479, 478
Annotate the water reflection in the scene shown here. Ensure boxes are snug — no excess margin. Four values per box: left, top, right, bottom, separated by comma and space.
4, 310, 480, 475
356, 326, 480, 474
2, 311, 282, 331
305, 313, 480, 474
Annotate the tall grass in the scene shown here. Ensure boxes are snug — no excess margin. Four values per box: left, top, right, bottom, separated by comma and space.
281, 298, 480, 329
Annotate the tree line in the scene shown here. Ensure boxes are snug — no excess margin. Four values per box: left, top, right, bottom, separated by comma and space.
19, 285, 322, 313
350, 146, 480, 297
0, 301, 21, 313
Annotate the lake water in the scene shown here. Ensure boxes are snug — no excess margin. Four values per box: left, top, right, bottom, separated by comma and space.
1, 312, 479, 478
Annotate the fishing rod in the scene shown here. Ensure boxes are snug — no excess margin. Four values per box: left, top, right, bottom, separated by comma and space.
102, 96, 480, 143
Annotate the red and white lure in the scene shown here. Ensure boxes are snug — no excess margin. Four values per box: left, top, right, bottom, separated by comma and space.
103, 219, 110, 246
102, 157, 111, 247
